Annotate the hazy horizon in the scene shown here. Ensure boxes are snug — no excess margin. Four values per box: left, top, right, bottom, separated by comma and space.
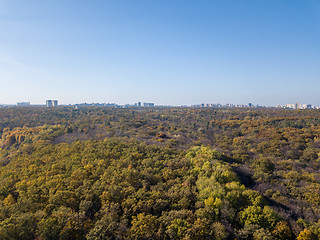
1, 1, 320, 106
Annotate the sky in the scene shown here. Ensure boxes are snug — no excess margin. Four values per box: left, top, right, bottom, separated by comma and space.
0, 0, 320, 106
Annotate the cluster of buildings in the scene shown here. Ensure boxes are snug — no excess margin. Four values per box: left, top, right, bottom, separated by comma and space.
74, 103, 117, 107
74, 102, 156, 108
8, 101, 267, 108
17, 102, 31, 107
191, 103, 262, 108
278, 103, 320, 109
133, 102, 155, 107
6, 100, 320, 110
46, 100, 58, 107
12, 100, 156, 108
14, 100, 59, 107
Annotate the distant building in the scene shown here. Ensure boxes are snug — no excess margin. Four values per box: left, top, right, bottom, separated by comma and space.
75, 102, 117, 107
226, 104, 235, 107
17, 102, 30, 106
46, 100, 58, 107
46, 100, 53, 107
105, 103, 117, 107
143, 102, 155, 107
284, 103, 312, 109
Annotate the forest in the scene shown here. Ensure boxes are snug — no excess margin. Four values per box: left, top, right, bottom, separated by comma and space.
0, 106, 320, 239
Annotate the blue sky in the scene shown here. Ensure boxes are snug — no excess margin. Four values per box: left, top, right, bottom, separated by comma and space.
0, 0, 320, 106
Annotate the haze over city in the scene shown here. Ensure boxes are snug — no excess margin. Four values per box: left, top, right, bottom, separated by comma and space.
1, 0, 320, 106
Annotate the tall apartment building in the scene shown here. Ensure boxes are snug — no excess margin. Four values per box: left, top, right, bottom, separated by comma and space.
46, 100, 58, 107
46, 100, 52, 107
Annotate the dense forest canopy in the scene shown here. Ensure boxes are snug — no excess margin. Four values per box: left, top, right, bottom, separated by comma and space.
0, 106, 320, 239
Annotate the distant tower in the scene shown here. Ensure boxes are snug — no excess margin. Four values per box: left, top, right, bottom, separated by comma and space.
53, 100, 58, 107
138, 102, 141, 107
46, 100, 53, 107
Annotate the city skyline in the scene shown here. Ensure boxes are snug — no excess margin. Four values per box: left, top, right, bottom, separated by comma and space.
2, 99, 320, 109
1, 1, 320, 106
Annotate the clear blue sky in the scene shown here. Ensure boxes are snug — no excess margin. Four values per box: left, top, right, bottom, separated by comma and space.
1, 0, 320, 106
